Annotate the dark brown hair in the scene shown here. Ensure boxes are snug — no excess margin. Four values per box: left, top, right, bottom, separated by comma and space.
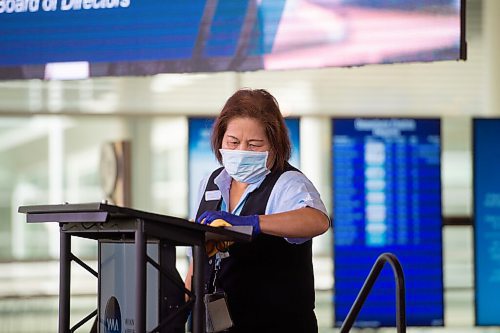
211, 88, 291, 171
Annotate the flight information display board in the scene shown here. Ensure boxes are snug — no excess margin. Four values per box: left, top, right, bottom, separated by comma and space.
473, 118, 500, 326
332, 118, 444, 327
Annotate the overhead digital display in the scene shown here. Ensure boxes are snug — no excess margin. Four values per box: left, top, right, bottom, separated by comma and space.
188, 117, 300, 219
332, 118, 444, 327
473, 118, 500, 326
0, 0, 465, 80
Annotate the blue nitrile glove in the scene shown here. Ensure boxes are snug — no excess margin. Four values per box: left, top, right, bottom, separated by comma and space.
196, 210, 261, 236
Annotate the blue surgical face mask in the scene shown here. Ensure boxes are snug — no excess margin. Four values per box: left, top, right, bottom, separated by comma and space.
219, 149, 270, 184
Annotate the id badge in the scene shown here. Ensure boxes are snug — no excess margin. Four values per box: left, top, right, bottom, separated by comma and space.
204, 292, 234, 332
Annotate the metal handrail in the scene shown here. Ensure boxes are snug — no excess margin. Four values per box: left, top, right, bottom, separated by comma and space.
339, 252, 406, 333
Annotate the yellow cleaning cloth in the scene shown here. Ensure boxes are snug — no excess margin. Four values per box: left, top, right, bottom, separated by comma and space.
204, 219, 234, 257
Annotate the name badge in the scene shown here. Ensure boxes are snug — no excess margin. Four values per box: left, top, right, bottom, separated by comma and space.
205, 190, 221, 201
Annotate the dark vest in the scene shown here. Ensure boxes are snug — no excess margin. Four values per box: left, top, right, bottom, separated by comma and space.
196, 162, 317, 333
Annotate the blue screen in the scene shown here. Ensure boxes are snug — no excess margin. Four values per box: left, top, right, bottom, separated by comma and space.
0, 0, 464, 79
473, 118, 500, 326
188, 117, 300, 219
332, 118, 444, 327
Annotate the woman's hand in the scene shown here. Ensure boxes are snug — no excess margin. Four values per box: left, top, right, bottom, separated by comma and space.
196, 211, 261, 236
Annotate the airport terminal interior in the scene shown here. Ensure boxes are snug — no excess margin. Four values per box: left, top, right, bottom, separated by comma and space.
1, 0, 500, 332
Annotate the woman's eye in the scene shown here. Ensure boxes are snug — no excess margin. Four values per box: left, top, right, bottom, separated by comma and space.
248, 144, 262, 150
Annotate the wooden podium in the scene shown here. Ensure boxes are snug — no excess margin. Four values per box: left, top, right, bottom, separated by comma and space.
18, 202, 251, 333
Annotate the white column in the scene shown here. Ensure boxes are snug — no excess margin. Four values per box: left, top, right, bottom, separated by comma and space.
45, 80, 66, 258
48, 117, 65, 258
483, 0, 500, 115
300, 116, 333, 291
300, 117, 332, 251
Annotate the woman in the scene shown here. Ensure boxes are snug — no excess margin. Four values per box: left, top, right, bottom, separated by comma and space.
187, 88, 330, 332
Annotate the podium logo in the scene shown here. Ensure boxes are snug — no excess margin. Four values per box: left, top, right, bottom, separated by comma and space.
104, 296, 122, 333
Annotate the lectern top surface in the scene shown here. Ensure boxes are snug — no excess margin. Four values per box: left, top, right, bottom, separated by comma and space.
18, 202, 107, 214
18, 202, 252, 242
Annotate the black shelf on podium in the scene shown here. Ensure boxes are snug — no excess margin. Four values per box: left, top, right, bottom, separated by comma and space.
18, 202, 252, 333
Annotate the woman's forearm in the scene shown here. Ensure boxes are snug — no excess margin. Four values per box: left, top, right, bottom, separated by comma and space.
258, 207, 330, 238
